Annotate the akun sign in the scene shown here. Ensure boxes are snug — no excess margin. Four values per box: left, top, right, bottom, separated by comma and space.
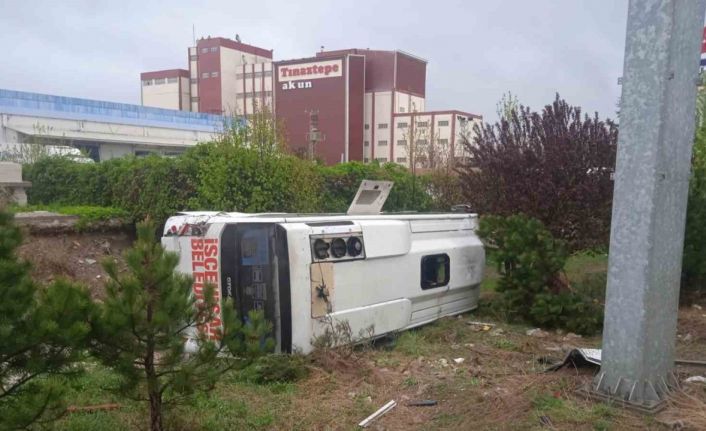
282, 81, 313, 90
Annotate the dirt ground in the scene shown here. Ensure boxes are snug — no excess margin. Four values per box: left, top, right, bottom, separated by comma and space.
16, 231, 706, 430
17, 230, 133, 299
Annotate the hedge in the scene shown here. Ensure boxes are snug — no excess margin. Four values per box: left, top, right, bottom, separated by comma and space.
23, 145, 459, 225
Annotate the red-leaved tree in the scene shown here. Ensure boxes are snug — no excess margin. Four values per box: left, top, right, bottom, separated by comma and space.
457, 95, 618, 250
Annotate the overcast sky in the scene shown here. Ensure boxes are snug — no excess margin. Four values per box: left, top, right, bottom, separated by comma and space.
0, 0, 628, 122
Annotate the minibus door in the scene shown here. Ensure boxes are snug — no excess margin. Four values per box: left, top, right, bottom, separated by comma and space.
220, 223, 291, 352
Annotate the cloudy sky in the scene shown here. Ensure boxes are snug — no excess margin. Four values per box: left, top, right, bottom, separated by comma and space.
0, 0, 628, 122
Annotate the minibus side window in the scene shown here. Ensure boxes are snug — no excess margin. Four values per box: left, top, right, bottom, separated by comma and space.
420, 254, 450, 289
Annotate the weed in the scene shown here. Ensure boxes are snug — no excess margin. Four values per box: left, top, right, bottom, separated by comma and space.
238, 354, 309, 384
403, 377, 418, 387
395, 330, 429, 357
491, 337, 519, 351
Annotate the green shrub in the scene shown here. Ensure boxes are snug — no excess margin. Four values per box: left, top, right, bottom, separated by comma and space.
683, 100, 706, 298
317, 161, 432, 213
239, 354, 309, 384
478, 215, 603, 335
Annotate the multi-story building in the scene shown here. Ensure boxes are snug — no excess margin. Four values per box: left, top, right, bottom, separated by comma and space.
142, 37, 274, 115
274, 49, 429, 165
140, 69, 190, 111
142, 39, 482, 167
391, 110, 482, 168
188, 37, 274, 114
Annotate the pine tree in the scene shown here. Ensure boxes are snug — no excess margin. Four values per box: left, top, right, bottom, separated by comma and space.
90, 222, 272, 431
0, 211, 93, 430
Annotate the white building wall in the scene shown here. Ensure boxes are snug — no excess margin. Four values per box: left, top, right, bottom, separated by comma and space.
141, 80, 183, 111
372, 91, 392, 162
220, 47, 241, 115
394, 91, 425, 114
180, 77, 191, 111
363, 93, 373, 161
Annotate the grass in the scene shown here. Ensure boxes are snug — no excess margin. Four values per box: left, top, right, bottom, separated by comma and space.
10, 204, 129, 227
45, 252, 644, 431
530, 392, 616, 430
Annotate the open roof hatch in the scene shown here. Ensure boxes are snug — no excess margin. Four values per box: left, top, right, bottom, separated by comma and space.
346, 180, 393, 215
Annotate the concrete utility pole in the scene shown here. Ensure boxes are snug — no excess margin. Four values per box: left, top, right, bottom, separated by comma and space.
306, 110, 323, 161
590, 0, 706, 411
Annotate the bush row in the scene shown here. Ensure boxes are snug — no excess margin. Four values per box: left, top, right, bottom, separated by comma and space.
23, 145, 458, 224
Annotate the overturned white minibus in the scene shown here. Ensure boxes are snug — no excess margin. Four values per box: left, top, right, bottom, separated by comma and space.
161, 181, 485, 354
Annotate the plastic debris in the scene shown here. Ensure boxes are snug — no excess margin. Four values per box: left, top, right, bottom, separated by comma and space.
407, 399, 437, 407
684, 375, 706, 384
526, 328, 549, 338
358, 400, 396, 428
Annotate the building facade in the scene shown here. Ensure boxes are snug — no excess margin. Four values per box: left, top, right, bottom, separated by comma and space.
188, 37, 273, 115
142, 37, 274, 115
391, 110, 481, 168
141, 38, 482, 166
273, 49, 430, 165
140, 69, 190, 111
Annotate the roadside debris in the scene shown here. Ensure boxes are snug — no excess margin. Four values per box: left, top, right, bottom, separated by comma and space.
358, 400, 396, 428
548, 348, 706, 372
526, 328, 549, 338
85, 258, 97, 265
407, 399, 437, 407
467, 321, 494, 332
466, 321, 495, 328
453, 357, 465, 364
684, 375, 706, 384
546, 348, 602, 371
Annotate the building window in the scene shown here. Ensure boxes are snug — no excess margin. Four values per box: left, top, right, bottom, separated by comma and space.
421, 254, 450, 290
399, 107, 406, 113
142, 79, 153, 86
378, 123, 389, 129
438, 138, 449, 145
378, 140, 388, 146
201, 47, 209, 54
236, 73, 245, 79
364, 124, 370, 130
154, 78, 165, 85
210, 46, 218, 52
416, 139, 428, 146
263, 70, 273, 77
191, 97, 200, 102
167, 77, 178, 84
236, 93, 245, 99
396, 157, 407, 163
375, 157, 388, 162
190, 78, 198, 84
416, 121, 429, 127
438, 120, 449, 127
211, 72, 219, 78
364, 157, 370, 162
201, 72, 210, 79
397, 122, 408, 128
397, 140, 407, 146
190, 55, 198, 61
364, 141, 369, 147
